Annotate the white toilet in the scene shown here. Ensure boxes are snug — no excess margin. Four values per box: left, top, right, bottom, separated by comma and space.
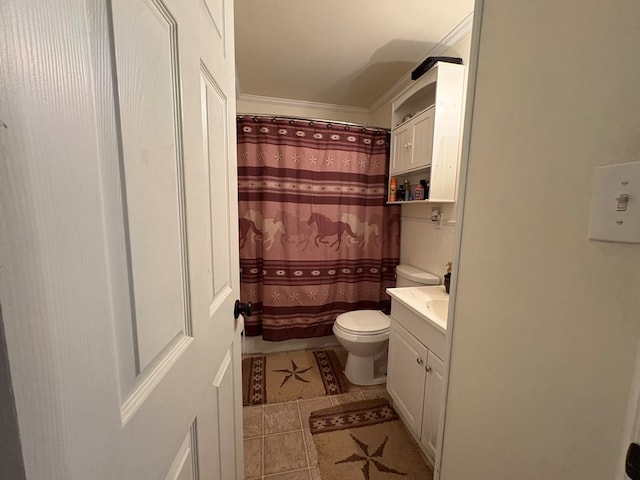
333, 264, 440, 385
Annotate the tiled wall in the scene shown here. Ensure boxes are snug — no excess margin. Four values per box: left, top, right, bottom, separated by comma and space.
399, 203, 457, 283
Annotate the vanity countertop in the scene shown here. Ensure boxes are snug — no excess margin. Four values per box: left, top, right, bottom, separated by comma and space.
386, 285, 449, 333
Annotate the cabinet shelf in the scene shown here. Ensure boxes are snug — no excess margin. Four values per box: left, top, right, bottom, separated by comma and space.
394, 103, 436, 129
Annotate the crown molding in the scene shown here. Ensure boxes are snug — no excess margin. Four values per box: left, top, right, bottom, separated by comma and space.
237, 93, 369, 116
369, 12, 474, 114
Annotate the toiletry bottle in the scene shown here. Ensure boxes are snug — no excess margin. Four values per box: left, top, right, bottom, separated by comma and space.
414, 182, 424, 200
404, 179, 410, 201
424, 180, 430, 199
444, 262, 452, 294
419, 180, 428, 200
389, 177, 397, 202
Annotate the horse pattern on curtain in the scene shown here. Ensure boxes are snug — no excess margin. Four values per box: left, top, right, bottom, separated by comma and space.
237, 116, 400, 341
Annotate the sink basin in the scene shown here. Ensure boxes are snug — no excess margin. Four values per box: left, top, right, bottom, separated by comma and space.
425, 298, 449, 325
386, 285, 449, 332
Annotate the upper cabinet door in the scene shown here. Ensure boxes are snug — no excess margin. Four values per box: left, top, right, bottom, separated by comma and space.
391, 122, 413, 174
409, 107, 435, 171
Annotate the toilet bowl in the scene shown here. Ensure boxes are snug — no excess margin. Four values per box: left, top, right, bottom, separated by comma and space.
333, 310, 390, 385
333, 264, 440, 385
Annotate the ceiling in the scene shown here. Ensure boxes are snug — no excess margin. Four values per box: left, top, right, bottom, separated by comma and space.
234, 0, 474, 109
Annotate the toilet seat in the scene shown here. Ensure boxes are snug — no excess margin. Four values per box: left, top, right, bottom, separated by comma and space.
335, 310, 390, 336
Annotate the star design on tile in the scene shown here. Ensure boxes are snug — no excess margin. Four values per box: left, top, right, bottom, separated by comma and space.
335, 434, 406, 479
272, 360, 313, 388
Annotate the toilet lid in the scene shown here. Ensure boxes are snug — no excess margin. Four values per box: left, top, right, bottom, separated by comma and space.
335, 310, 390, 335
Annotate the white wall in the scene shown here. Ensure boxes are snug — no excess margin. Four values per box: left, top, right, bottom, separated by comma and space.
369, 30, 472, 130
441, 2, 640, 479
400, 214, 456, 283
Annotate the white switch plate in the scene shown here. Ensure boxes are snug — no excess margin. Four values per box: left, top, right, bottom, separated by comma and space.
588, 161, 640, 244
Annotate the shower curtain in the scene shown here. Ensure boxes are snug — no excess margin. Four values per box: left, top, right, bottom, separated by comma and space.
237, 116, 400, 341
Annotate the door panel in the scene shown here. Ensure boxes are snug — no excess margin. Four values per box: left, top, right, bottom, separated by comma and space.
201, 66, 233, 302
213, 349, 239, 480
166, 426, 198, 480
201, 0, 225, 46
112, 0, 190, 376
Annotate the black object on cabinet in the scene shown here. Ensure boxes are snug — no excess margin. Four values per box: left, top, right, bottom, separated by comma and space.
626, 443, 640, 479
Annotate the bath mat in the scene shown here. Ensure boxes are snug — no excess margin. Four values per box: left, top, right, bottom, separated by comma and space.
309, 398, 433, 480
242, 349, 351, 406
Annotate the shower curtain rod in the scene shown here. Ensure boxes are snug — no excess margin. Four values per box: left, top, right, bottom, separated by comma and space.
237, 113, 388, 132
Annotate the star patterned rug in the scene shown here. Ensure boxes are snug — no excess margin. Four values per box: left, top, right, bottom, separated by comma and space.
309, 398, 433, 480
241, 349, 352, 405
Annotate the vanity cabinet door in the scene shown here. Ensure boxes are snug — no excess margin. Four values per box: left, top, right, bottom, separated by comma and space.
421, 350, 445, 462
387, 320, 428, 437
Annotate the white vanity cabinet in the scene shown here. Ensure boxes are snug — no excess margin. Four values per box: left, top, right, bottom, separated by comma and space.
387, 298, 446, 464
388, 61, 465, 203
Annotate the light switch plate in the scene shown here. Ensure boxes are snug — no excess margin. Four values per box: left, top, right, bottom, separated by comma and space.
588, 161, 640, 244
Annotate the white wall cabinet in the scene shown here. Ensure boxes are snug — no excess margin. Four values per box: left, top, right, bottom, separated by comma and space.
387, 301, 446, 464
388, 62, 465, 203
390, 107, 434, 175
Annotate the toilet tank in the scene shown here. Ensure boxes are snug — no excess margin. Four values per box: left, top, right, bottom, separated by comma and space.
395, 264, 440, 287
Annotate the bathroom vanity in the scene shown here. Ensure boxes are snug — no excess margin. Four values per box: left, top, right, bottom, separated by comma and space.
386, 286, 449, 464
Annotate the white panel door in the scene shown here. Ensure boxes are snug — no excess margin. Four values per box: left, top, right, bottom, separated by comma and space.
0, 0, 241, 478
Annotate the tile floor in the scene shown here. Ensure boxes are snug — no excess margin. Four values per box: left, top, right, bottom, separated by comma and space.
243, 384, 391, 480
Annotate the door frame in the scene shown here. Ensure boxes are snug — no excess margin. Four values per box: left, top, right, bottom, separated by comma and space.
618, 342, 640, 479
434, 1, 484, 479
